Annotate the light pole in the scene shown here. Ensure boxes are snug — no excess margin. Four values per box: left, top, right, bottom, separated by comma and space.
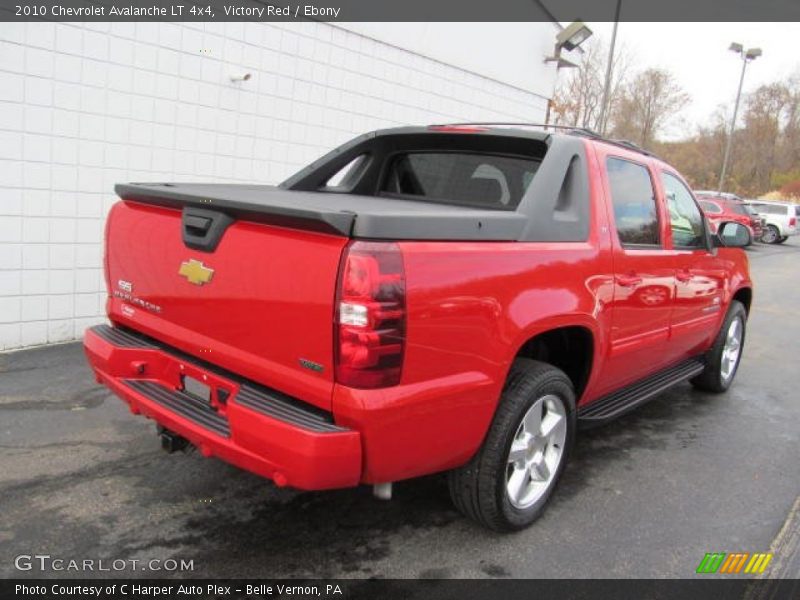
718, 43, 762, 191
598, 0, 622, 135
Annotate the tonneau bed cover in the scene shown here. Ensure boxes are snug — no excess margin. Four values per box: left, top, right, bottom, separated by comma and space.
115, 183, 528, 241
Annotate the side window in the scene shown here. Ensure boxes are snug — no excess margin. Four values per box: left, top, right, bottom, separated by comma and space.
606, 158, 660, 247
763, 204, 787, 215
661, 173, 706, 248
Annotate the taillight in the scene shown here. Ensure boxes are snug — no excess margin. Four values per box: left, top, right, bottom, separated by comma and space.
790, 217, 797, 227
335, 241, 405, 388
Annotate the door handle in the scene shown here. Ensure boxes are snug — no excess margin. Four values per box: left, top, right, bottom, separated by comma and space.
617, 274, 643, 287
676, 270, 692, 283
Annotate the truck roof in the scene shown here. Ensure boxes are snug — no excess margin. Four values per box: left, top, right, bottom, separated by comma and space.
414, 123, 658, 159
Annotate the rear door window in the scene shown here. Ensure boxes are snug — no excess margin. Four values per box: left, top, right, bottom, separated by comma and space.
380, 152, 539, 209
606, 157, 660, 247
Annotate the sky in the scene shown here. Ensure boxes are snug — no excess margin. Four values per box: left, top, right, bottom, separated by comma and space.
584, 22, 800, 140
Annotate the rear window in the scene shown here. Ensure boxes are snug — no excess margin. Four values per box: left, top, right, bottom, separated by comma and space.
726, 202, 749, 216
380, 152, 539, 210
700, 200, 722, 214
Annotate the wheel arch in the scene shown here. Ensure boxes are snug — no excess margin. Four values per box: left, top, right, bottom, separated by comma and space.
732, 286, 753, 315
512, 324, 596, 401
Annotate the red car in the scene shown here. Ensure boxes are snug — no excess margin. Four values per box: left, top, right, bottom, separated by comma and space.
696, 192, 763, 243
84, 125, 753, 531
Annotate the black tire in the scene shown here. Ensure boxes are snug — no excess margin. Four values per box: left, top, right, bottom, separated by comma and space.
691, 300, 747, 393
448, 359, 576, 532
761, 225, 780, 244
777, 236, 788, 244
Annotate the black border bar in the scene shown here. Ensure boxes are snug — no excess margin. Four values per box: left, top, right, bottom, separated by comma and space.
3, 0, 800, 22
4, 578, 800, 600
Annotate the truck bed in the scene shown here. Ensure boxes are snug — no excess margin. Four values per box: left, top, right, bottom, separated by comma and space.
115, 183, 528, 241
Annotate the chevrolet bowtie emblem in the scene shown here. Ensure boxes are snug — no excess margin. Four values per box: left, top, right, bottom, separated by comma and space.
179, 259, 214, 285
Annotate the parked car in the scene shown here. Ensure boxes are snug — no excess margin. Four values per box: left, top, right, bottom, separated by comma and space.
744, 200, 799, 244
695, 192, 764, 243
83, 124, 753, 532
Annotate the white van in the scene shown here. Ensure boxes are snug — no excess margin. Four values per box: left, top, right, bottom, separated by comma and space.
745, 200, 799, 244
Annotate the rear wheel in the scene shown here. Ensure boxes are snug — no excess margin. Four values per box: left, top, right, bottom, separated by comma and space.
691, 300, 747, 393
448, 359, 576, 531
761, 225, 780, 244
777, 236, 788, 244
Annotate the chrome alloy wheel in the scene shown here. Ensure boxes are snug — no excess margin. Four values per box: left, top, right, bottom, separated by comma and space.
505, 394, 567, 509
761, 226, 779, 244
720, 316, 743, 383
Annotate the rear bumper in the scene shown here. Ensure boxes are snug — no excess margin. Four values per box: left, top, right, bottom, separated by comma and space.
84, 324, 362, 490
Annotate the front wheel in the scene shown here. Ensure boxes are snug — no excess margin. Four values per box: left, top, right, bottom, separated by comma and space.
691, 300, 747, 393
448, 359, 576, 531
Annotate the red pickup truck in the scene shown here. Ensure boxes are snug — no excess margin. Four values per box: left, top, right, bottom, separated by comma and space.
84, 125, 752, 531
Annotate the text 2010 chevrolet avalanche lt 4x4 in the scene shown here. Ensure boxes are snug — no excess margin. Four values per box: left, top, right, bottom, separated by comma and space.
84, 125, 753, 531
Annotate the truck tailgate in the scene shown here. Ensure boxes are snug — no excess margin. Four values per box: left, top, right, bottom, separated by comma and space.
105, 200, 347, 411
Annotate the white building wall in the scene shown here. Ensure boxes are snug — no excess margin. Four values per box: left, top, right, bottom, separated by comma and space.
0, 21, 556, 351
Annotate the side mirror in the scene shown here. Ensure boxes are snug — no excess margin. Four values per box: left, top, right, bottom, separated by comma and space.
714, 221, 751, 248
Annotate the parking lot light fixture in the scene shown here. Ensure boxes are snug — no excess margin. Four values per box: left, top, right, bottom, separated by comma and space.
557, 21, 593, 52
544, 20, 593, 68
718, 42, 762, 191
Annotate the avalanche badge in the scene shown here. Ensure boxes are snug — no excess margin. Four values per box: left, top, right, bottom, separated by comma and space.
179, 259, 214, 286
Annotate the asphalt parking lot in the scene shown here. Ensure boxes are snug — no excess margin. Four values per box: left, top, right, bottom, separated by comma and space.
1, 241, 798, 580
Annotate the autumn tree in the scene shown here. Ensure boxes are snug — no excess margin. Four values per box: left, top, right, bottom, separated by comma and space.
735, 83, 790, 193
550, 50, 799, 198
609, 68, 690, 150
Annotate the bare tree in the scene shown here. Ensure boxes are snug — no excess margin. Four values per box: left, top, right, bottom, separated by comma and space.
610, 68, 690, 150
551, 39, 631, 133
